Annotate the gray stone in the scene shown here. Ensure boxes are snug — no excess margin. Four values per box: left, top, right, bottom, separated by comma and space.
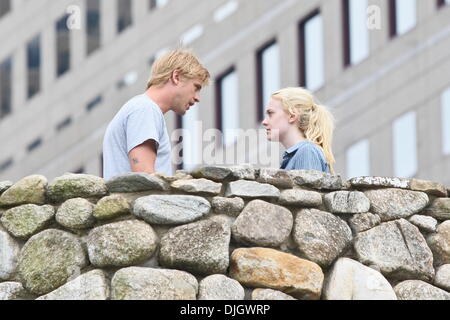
350, 176, 410, 189
171, 178, 222, 196
348, 212, 381, 233
36, 270, 110, 300
427, 220, 450, 266
47, 173, 108, 203
434, 264, 450, 291
229, 164, 256, 180
0, 181, 13, 195
1, 204, 55, 239
87, 220, 158, 268
230, 247, 324, 300
0, 227, 20, 280
191, 166, 233, 181
154, 171, 193, 183
225, 180, 280, 199
251, 288, 296, 300
394, 280, 450, 300
18, 229, 88, 295
289, 170, 343, 190
293, 208, 353, 267
423, 198, 450, 220
106, 172, 169, 193
256, 168, 293, 189
324, 191, 370, 214
278, 189, 322, 207
354, 219, 435, 282
408, 215, 438, 233
159, 219, 231, 275
0, 282, 27, 300
211, 196, 244, 217
56, 198, 95, 229
93, 194, 131, 220
364, 188, 429, 221
198, 274, 245, 300
133, 195, 211, 225
231, 200, 293, 247
323, 258, 397, 300
111, 267, 198, 300
410, 179, 448, 197
0, 175, 47, 207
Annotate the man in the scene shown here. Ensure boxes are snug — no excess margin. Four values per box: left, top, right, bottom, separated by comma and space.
102, 49, 210, 179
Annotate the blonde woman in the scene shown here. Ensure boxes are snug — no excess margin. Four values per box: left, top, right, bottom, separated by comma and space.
262, 87, 335, 173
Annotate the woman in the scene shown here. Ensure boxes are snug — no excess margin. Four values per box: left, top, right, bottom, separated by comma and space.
262, 87, 335, 173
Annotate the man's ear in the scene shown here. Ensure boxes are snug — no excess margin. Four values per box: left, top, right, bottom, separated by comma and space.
170, 70, 181, 85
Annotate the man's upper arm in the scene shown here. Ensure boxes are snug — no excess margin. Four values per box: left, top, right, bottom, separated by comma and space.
128, 139, 157, 174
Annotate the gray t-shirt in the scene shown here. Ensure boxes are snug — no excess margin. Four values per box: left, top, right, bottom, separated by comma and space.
102, 94, 172, 179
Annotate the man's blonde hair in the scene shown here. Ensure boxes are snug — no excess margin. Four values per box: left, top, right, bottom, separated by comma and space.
147, 49, 210, 89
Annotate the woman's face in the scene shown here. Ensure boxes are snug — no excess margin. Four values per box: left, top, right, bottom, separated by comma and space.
261, 98, 292, 142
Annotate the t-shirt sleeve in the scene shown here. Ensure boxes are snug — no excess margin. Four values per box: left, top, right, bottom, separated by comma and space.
125, 106, 162, 154
291, 146, 325, 171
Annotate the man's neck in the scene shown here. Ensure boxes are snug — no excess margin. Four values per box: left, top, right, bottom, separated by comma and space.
145, 87, 171, 114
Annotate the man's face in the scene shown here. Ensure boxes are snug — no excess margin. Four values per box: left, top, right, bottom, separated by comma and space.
173, 77, 203, 115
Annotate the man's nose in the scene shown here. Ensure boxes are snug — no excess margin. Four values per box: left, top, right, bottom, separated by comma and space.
194, 93, 200, 103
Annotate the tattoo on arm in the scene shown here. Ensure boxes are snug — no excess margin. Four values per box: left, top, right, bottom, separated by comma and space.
132, 158, 139, 165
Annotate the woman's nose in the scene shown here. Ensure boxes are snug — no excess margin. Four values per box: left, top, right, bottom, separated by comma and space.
262, 118, 268, 127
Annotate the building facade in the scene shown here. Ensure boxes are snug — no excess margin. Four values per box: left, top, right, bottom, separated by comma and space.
0, 0, 449, 185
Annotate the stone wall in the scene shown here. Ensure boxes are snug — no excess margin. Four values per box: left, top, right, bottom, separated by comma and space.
0, 165, 449, 300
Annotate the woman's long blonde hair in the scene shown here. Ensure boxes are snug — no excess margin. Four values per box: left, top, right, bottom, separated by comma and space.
272, 87, 336, 173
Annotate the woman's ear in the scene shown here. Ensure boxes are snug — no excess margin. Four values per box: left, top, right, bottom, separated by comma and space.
288, 113, 299, 124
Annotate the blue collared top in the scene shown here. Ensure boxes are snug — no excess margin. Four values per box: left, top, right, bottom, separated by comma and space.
280, 141, 330, 173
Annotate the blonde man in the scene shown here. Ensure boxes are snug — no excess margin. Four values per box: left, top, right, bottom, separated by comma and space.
103, 49, 210, 179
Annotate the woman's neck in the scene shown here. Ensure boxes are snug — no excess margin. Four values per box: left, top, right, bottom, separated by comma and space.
281, 130, 307, 149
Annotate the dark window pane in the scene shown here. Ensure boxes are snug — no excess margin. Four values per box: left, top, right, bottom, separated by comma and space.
87, 0, 101, 55
27, 34, 41, 98
56, 15, 70, 77
0, 57, 12, 120
117, 0, 132, 33
86, 95, 102, 112
0, 0, 11, 19
56, 116, 73, 132
0, 157, 13, 172
27, 138, 42, 153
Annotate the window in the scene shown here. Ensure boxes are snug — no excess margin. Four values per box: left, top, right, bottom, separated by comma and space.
393, 111, 418, 178
150, 0, 168, 10
346, 139, 370, 179
389, 0, 417, 38
299, 10, 324, 92
86, 0, 101, 55
27, 138, 43, 153
216, 68, 239, 147
0, 56, 12, 120
256, 40, 281, 122
343, 0, 369, 66
0, 158, 13, 173
86, 95, 102, 112
442, 88, 450, 155
27, 34, 41, 99
117, 0, 132, 33
0, 0, 10, 19
438, 0, 450, 8
56, 15, 70, 77
56, 116, 73, 132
